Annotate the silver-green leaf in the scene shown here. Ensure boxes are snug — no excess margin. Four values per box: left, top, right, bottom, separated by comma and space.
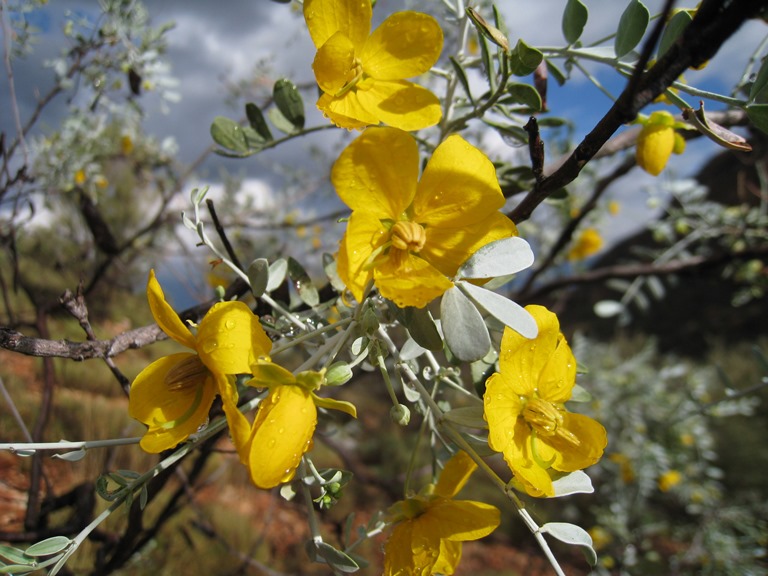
540, 522, 597, 565
562, 0, 588, 45
457, 236, 534, 279
440, 286, 490, 362
459, 282, 538, 339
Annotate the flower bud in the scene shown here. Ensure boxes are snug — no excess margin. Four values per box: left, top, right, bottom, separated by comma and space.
390, 404, 411, 426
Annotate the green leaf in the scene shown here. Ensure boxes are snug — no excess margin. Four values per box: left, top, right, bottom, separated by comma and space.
449, 56, 475, 105
267, 107, 299, 135
0, 546, 32, 565
505, 83, 542, 111
747, 103, 768, 135
657, 9, 692, 58
210, 116, 263, 154
267, 258, 288, 292
306, 541, 359, 572
245, 102, 273, 141
545, 59, 567, 86
458, 282, 538, 339
323, 253, 346, 293
400, 306, 443, 352
750, 57, 768, 103
457, 237, 534, 279
273, 78, 305, 130
562, 0, 588, 44
24, 537, 70, 557
540, 522, 597, 566
443, 405, 487, 428
287, 257, 318, 307
615, 0, 650, 58
247, 258, 270, 298
440, 286, 490, 362
508, 39, 543, 77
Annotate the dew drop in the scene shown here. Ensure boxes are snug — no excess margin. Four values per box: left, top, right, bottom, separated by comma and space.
225, 319, 236, 330
268, 438, 276, 448
202, 340, 218, 353
278, 427, 285, 435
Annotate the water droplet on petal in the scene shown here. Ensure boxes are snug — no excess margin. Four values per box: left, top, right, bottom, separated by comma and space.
225, 319, 236, 330
202, 340, 218, 353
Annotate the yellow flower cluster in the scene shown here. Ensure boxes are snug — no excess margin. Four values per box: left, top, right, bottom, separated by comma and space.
128, 2, 610, 572
129, 271, 355, 489
636, 110, 686, 176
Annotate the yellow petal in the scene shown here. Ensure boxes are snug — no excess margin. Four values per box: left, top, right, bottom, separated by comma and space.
426, 499, 501, 541
375, 252, 453, 308
304, 0, 371, 51
360, 12, 443, 80
502, 419, 555, 497
421, 212, 517, 277
412, 135, 504, 227
336, 212, 387, 302
497, 306, 563, 397
431, 539, 462, 576
483, 372, 524, 453
317, 91, 378, 129
129, 353, 216, 453
247, 385, 317, 489
538, 332, 576, 404
435, 451, 476, 499
216, 373, 251, 465
196, 301, 270, 375
331, 126, 418, 216
550, 412, 607, 472
313, 31, 357, 95
636, 124, 674, 176
383, 521, 417, 576
355, 79, 441, 130
146, 270, 196, 349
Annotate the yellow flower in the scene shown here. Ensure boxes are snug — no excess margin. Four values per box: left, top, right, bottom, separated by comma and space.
227, 361, 357, 489
304, 0, 443, 130
608, 200, 620, 216
121, 134, 134, 155
658, 469, 682, 492
129, 270, 272, 453
383, 451, 500, 576
333, 127, 518, 308
568, 228, 603, 261
483, 305, 607, 497
609, 453, 636, 484
74, 169, 86, 186
635, 110, 686, 176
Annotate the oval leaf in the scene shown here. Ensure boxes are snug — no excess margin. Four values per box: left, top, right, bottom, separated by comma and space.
458, 282, 538, 339
615, 0, 650, 58
594, 300, 624, 318
440, 286, 491, 362
287, 257, 319, 307
505, 83, 542, 111
562, 0, 588, 45
540, 522, 597, 565
509, 39, 543, 77
52, 449, 86, 462
747, 103, 768, 135
25, 537, 71, 557
657, 9, 692, 58
551, 470, 595, 496
210, 116, 248, 153
247, 258, 270, 298
273, 78, 305, 130
457, 236, 534, 279
0, 545, 33, 565
267, 258, 288, 293
400, 306, 443, 352
443, 405, 487, 428
245, 102, 274, 141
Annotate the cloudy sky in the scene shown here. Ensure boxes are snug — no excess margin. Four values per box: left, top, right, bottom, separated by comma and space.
3, 0, 765, 302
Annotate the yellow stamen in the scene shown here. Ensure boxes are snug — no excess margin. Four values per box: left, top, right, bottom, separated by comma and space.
390, 220, 426, 253
522, 397, 580, 447
334, 59, 364, 97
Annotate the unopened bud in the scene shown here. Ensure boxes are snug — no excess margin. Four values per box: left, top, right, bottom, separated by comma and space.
390, 404, 411, 426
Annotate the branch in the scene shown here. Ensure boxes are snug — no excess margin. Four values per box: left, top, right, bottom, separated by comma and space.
510, 1, 765, 224
524, 245, 768, 302
0, 278, 249, 360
